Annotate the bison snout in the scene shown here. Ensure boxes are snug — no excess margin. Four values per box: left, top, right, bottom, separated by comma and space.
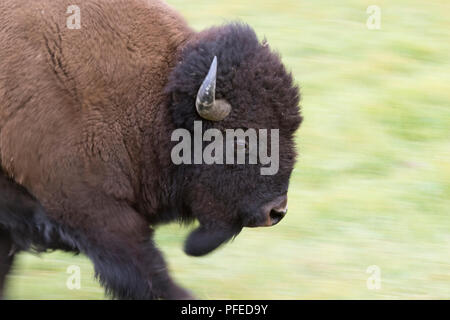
258, 195, 288, 227
269, 207, 287, 225
268, 195, 288, 226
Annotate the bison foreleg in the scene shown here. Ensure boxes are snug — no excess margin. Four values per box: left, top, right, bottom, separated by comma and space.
0, 229, 15, 300
74, 202, 193, 300
83, 235, 192, 300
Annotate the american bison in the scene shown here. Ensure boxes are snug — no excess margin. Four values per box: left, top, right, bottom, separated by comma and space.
0, 0, 302, 299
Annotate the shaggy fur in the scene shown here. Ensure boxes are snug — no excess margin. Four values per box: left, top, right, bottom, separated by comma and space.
0, 0, 302, 299
0, 167, 79, 298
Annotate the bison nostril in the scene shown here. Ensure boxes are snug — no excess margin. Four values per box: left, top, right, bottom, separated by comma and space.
254, 195, 288, 228
269, 209, 286, 225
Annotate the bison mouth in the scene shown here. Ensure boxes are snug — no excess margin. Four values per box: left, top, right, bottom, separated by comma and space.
184, 224, 242, 257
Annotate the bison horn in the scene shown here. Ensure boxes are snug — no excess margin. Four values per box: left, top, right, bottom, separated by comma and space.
195, 56, 231, 121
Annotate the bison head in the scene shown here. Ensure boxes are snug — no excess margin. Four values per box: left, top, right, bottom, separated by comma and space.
165, 23, 302, 256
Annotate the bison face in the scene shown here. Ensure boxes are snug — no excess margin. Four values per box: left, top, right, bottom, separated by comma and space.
166, 23, 302, 256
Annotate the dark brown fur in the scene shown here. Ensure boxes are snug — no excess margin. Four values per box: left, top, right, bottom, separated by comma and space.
0, 0, 302, 299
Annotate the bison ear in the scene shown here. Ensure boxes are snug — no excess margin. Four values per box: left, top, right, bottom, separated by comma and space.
184, 225, 241, 257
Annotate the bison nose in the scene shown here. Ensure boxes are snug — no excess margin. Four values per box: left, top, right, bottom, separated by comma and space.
264, 195, 288, 226
270, 207, 287, 225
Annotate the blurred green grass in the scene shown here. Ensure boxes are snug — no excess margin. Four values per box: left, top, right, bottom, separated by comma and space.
6, 0, 450, 299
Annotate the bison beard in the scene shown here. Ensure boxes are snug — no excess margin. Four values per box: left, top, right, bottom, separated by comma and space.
184, 224, 242, 257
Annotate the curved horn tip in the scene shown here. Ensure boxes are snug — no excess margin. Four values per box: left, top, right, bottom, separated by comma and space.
196, 56, 232, 121
196, 56, 218, 106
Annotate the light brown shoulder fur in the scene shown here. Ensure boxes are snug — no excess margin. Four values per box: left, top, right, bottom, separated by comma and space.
0, 0, 193, 225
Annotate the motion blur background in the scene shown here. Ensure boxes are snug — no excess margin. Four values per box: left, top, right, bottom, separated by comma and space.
6, 0, 450, 299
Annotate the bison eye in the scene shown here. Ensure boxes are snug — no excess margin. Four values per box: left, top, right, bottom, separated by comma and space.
236, 139, 249, 154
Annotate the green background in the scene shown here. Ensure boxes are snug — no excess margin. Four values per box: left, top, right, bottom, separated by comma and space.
7, 0, 450, 299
